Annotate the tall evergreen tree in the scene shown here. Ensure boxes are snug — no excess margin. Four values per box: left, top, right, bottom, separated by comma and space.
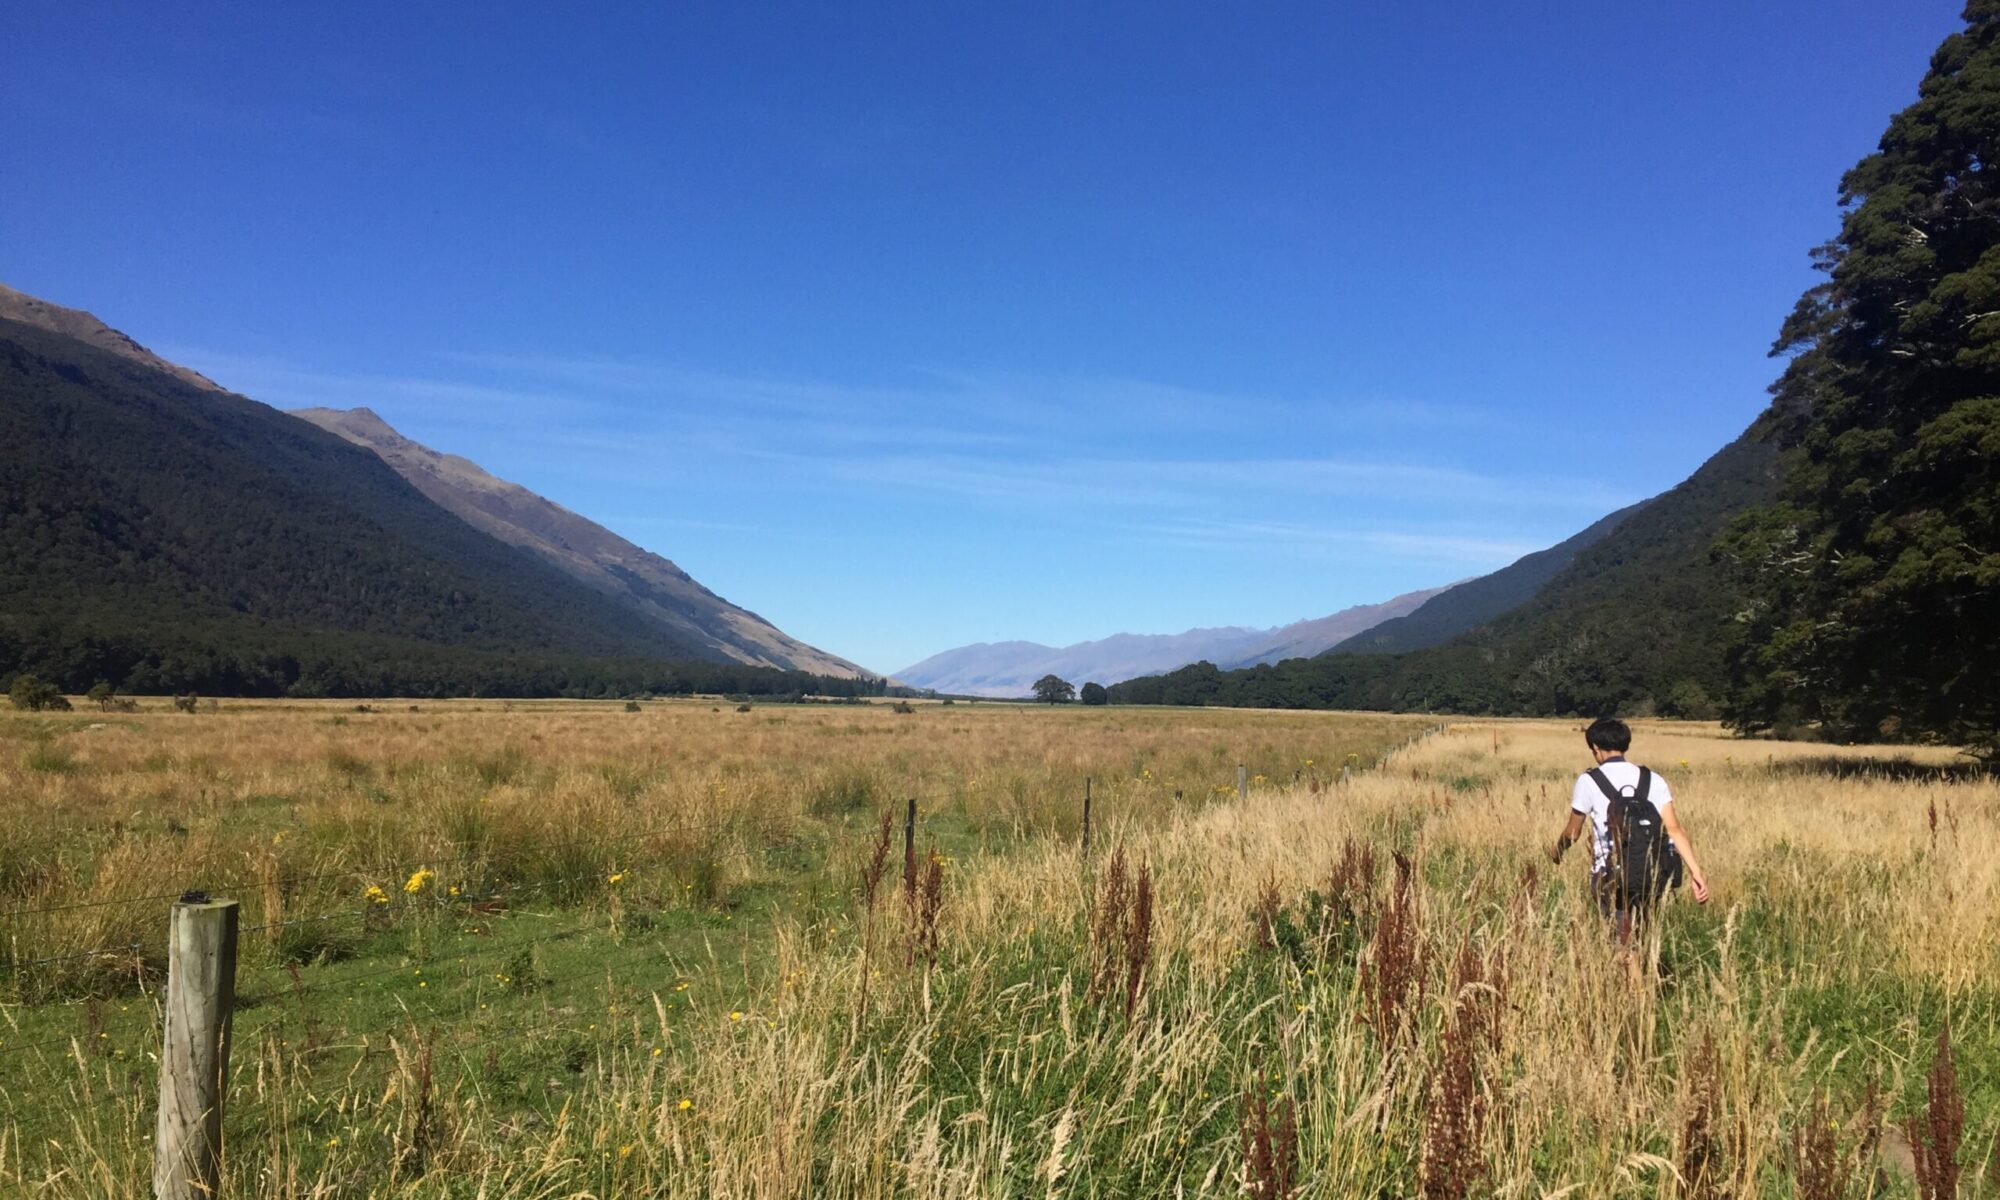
1722, 2, 2000, 755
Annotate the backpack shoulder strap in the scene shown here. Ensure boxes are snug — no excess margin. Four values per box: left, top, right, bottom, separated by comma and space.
1634, 766, 1653, 805
1585, 768, 1622, 804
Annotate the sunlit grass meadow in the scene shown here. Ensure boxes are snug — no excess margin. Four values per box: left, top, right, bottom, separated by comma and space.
1, 702, 1994, 1196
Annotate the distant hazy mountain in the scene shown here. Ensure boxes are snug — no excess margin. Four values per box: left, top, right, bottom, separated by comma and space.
292, 406, 871, 679
1216, 588, 1454, 668
896, 586, 1444, 697
1328, 500, 1650, 656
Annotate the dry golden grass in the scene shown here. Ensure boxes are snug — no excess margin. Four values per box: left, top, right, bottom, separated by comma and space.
3, 706, 1996, 1197
0, 698, 1423, 997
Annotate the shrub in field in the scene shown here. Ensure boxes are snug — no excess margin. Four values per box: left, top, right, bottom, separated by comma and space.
8, 675, 69, 711
172, 692, 198, 713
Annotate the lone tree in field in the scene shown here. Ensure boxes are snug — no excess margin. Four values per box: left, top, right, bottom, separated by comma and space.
1032, 674, 1076, 704
1080, 681, 1109, 706
1723, 1, 2000, 757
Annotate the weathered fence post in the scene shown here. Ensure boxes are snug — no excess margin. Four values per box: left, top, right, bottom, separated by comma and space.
1237, 764, 1248, 803
154, 893, 239, 1200
1081, 777, 1092, 859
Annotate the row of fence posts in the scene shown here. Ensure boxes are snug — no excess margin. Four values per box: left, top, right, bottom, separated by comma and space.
132, 743, 1448, 1197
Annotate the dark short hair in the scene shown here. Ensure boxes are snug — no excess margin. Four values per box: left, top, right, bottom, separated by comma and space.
1585, 717, 1631, 753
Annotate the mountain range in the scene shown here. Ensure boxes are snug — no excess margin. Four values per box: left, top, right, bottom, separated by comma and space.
894, 588, 1447, 697
0, 284, 874, 696
896, 491, 1673, 699
0, 278, 1781, 715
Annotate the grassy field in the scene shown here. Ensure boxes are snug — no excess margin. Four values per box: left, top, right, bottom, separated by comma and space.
1, 701, 1994, 1197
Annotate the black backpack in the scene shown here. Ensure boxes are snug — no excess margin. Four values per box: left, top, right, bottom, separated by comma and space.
1587, 765, 1683, 906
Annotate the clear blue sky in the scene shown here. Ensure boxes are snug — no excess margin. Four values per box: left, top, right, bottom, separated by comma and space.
1, 2, 1965, 674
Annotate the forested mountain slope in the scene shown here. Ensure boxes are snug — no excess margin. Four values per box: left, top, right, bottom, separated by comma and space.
0, 316, 866, 697
1111, 424, 1779, 716
293, 406, 870, 679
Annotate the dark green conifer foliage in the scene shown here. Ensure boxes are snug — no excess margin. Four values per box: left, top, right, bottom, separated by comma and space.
1721, 3, 2000, 754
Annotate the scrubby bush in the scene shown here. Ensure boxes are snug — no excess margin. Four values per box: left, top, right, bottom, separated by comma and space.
8, 675, 69, 712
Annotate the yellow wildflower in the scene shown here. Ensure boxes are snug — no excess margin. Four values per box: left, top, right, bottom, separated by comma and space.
729, 1011, 744, 1022
364, 885, 389, 906
678, 1098, 693, 1111
619, 1144, 635, 1159
403, 868, 435, 895
608, 872, 624, 885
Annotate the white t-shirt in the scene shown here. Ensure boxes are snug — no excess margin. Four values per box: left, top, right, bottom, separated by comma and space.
1570, 759, 1674, 874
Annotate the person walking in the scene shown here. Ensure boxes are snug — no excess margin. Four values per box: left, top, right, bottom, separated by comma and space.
1549, 717, 1709, 944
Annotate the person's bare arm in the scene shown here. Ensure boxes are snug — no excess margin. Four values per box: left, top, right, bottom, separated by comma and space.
1661, 804, 1710, 903
1550, 810, 1586, 864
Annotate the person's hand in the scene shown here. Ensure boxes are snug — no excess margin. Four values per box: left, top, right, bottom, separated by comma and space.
1689, 874, 1710, 904
1547, 843, 1563, 865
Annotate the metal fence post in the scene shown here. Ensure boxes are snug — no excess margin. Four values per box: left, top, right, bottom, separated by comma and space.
154, 892, 239, 1200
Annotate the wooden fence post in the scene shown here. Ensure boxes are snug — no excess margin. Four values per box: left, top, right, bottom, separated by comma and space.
1081, 777, 1092, 859
1237, 764, 1248, 803
154, 893, 239, 1200
902, 797, 918, 899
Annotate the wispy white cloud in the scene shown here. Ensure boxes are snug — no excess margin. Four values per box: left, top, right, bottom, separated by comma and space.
1132, 517, 1540, 566
154, 346, 1625, 541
